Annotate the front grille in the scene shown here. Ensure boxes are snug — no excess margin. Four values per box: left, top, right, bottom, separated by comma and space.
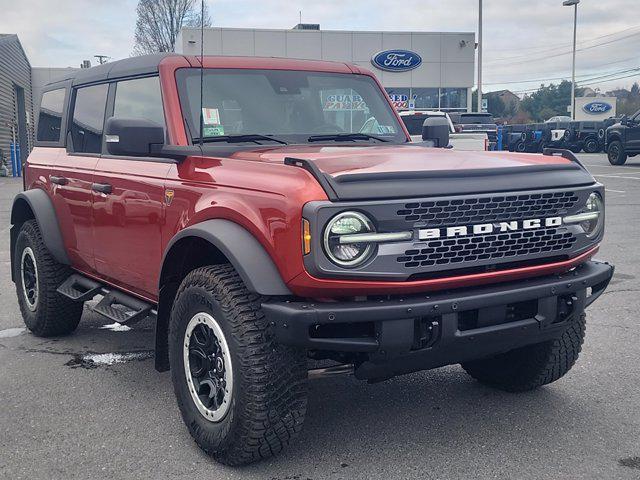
397, 227, 576, 269
397, 191, 579, 227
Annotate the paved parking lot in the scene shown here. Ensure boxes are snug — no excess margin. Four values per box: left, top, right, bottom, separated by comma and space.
1, 153, 640, 480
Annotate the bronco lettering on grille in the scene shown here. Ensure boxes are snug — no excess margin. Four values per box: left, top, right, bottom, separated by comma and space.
418, 217, 562, 240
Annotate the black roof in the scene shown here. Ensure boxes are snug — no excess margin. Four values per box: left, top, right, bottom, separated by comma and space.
46, 53, 181, 88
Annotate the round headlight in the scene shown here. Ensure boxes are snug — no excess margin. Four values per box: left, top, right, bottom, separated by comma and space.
581, 192, 604, 238
323, 212, 375, 267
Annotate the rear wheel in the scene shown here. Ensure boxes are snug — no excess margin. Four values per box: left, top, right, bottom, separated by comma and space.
608, 140, 627, 165
583, 137, 600, 153
169, 264, 308, 465
14, 220, 83, 336
515, 141, 526, 152
462, 313, 586, 392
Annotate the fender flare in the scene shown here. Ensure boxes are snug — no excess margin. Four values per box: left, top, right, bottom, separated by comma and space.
161, 219, 292, 296
10, 190, 69, 280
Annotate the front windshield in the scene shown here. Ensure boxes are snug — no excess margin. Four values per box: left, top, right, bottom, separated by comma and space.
176, 68, 406, 144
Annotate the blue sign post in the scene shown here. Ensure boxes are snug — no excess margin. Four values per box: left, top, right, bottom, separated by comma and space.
371, 50, 422, 72
10, 143, 21, 177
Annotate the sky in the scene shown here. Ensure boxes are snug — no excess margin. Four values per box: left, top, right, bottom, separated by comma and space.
1, 0, 638, 95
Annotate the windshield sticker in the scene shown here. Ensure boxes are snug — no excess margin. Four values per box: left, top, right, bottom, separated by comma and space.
202, 107, 221, 126
203, 125, 225, 137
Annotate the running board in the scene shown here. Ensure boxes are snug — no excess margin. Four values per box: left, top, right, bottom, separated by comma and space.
57, 273, 153, 325
93, 291, 152, 325
57, 274, 102, 302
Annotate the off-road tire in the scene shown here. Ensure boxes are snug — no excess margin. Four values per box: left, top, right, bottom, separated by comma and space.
14, 220, 83, 336
583, 138, 600, 154
169, 264, 308, 466
461, 313, 586, 392
608, 140, 627, 165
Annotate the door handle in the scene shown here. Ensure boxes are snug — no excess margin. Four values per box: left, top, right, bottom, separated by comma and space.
92, 183, 112, 194
50, 175, 68, 186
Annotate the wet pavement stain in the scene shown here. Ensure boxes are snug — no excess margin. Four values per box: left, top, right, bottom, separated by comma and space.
619, 457, 640, 469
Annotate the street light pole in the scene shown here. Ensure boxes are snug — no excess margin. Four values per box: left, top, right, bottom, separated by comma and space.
477, 0, 483, 113
563, 0, 580, 120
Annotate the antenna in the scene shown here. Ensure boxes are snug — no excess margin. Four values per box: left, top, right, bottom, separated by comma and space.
199, 0, 205, 146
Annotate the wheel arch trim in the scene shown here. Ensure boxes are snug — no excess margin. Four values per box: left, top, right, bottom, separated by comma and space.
160, 219, 292, 296
10, 190, 69, 282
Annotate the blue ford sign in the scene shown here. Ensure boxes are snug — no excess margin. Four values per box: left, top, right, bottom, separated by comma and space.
371, 50, 422, 72
583, 101, 613, 115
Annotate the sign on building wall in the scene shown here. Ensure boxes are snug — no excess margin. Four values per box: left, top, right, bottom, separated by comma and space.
574, 97, 616, 121
371, 50, 422, 72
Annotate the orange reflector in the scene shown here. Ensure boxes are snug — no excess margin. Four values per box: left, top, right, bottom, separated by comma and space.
302, 219, 312, 255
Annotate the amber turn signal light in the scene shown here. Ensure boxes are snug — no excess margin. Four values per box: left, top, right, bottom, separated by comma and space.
302, 219, 312, 255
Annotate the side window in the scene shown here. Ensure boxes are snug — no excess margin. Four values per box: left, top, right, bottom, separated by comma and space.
37, 88, 66, 142
113, 76, 164, 126
71, 84, 108, 154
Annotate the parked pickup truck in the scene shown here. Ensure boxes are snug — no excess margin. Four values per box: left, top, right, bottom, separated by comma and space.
11, 53, 613, 465
449, 111, 498, 148
399, 110, 489, 150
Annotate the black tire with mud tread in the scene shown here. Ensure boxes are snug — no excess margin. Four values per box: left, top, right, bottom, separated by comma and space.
14, 220, 83, 336
462, 313, 586, 392
608, 140, 627, 165
168, 264, 308, 466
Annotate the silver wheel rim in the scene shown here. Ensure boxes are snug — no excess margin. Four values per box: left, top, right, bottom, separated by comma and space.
183, 312, 233, 422
20, 247, 39, 312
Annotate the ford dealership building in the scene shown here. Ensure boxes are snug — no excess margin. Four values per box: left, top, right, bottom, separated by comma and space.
177, 25, 476, 112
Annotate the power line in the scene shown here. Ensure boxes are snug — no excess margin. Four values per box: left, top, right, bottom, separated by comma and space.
506, 68, 640, 95
484, 64, 640, 86
578, 71, 640, 87
485, 31, 640, 65
485, 24, 640, 54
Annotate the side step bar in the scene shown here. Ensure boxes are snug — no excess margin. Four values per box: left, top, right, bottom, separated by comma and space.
57, 273, 153, 325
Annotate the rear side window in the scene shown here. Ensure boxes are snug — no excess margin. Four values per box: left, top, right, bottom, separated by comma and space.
37, 88, 66, 142
71, 83, 108, 154
113, 76, 165, 126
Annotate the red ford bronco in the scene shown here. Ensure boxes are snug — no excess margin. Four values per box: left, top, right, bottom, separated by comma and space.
11, 54, 613, 465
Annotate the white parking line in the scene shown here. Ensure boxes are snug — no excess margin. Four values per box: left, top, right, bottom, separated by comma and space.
593, 174, 640, 180
605, 188, 626, 193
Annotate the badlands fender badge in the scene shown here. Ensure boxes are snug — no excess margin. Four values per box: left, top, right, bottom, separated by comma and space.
418, 217, 562, 240
164, 189, 175, 206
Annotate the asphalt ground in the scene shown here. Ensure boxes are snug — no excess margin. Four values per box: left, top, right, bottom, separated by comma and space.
1, 152, 639, 479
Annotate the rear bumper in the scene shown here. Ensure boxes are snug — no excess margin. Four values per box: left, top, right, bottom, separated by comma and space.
262, 260, 614, 380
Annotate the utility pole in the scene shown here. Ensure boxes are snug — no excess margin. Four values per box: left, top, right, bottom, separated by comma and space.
477, 0, 483, 113
94, 55, 109, 65
563, 0, 580, 119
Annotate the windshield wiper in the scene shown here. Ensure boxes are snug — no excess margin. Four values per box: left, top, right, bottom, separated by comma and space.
200, 134, 288, 145
307, 133, 389, 143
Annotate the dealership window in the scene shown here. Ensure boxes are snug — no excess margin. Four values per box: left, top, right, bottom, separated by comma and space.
37, 88, 66, 142
113, 76, 165, 127
70, 83, 108, 154
412, 88, 439, 109
440, 88, 467, 110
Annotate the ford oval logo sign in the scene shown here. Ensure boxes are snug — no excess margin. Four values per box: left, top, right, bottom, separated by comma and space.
583, 102, 612, 115
371, 50, 422, 72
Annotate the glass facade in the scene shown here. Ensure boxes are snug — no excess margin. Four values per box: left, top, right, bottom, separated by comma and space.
384, 87, 468, 111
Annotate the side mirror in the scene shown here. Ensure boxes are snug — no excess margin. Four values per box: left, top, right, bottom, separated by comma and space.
421, 117, 450, 147
105, 117, 165, 157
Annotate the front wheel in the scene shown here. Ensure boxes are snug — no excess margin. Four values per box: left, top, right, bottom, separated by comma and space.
169, 265, 308, 465
462, 313, 586, 392
14, 220, 83, 336
608, 140, 627, 165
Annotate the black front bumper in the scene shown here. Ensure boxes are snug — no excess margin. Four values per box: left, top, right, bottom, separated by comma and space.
262, 260, 614, 380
